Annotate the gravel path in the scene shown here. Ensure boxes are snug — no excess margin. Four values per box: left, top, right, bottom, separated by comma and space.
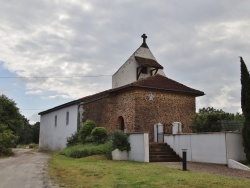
156, 161, 250, 180
0, 149, 58, 188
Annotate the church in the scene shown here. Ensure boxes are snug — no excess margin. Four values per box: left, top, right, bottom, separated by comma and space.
39, 34, 204, 150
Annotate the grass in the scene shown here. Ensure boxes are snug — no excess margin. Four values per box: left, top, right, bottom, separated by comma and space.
16, 143, 38, 149
49, 154, 250, 188
16, 145, 30, 149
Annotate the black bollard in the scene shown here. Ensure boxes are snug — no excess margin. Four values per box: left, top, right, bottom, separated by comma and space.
182, 149, 187, 171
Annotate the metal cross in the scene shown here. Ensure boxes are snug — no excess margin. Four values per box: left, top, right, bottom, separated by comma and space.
141, 33, 147, 43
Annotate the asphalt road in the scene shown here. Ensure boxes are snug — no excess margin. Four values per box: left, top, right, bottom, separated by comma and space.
0, 149, 58, 188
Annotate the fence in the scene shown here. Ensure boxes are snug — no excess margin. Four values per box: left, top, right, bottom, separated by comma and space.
220, 120, 244, 132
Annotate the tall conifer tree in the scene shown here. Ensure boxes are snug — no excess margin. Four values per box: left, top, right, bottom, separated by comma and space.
240, 57, 250, 161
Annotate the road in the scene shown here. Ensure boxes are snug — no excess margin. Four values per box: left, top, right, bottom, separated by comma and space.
0, 149, 58, 188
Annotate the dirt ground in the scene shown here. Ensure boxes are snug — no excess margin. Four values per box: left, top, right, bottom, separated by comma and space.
156, 161, 250, 180
0, 149, 58, 188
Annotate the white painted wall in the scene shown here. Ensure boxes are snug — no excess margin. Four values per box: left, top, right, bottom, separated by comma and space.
112, 46, 166, 88
164, 132, 246, 164
228, 159, 250, 171
172, 122, 182, 134
226, 132, 246, 161
128, 133, 149, 162
39, 104, 78, 150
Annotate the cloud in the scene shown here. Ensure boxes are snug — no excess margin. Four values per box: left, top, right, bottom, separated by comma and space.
42, 94, 71, 99
1, 0, 250, 121
25, 89, 43, 95
28, 113, 40, 125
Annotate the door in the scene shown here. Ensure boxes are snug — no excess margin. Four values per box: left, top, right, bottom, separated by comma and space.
154, 123, 164, 142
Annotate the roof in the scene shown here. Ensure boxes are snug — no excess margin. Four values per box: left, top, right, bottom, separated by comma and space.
39, 74, 204, 115
135, 56, 163, 69
128, 74, 205, 96
38, 90, 110, 115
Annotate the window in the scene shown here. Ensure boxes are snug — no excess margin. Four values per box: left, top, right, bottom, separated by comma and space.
55, 115, 57, 127
66, 111, 69, 125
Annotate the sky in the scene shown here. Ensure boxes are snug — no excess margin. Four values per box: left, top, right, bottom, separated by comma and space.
1, 0, 250, 124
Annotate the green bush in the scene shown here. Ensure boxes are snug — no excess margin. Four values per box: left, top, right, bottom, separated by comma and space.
59, 142, 112, 158
85, 135, 94, 143
110, 130, 130, 151
66, 132, 79, 147
0, 124, 18, 156
78, 120, 97, 143
91, 127, 108, 144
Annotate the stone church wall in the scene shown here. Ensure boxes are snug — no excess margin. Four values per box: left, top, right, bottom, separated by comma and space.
133, 88, 196, 141
82, 90, 136, 133
82, 88, 196, 142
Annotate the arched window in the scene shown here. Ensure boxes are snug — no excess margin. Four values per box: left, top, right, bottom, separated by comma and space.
117, 116, 125, 131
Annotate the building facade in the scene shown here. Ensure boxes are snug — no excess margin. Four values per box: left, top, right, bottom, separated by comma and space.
39, 34, 204, 150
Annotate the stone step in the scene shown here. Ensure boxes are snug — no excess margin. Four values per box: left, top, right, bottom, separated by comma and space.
149, 142, 181, 162
150, 154, 177, 157
150, 151, 173, 155
150, 148, 173, 152
149, 144, 171, 147
149, 147, 172, 150
150, 151, 174, 155
150, 158, 181, 162
149, 142, 167, 145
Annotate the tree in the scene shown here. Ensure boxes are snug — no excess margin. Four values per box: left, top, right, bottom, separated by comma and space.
18, 117, 33, 144
240, 57, 250, 161
0, 94, 24, 137
32, 122, 40, 144
0, 94, 37, 145
191, 107, 244, 133
191, 107, 225, 132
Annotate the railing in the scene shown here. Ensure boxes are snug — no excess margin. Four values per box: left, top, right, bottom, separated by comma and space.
220, 120, 244, 132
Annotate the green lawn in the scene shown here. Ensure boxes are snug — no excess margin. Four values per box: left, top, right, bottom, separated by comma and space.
49, 154, 250, 188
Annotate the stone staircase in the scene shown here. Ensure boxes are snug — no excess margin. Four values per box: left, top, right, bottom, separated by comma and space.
149, 142, 181, 162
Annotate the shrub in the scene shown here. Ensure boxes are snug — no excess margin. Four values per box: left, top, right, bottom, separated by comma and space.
66, 132, 79, 147
59, 142, 112, 158
28, 143, 38, 149
78, 120, 96, 143
91, 127, 108, 144
85, 135, 94, 143
110, 130, 130, 151
0, 124, 18, 156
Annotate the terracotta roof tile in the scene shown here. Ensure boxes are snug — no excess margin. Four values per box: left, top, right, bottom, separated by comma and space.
130, 74, 204, 96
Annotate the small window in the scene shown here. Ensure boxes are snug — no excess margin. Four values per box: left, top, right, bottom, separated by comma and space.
66, 111, 69, 125
55, 115, 57, 127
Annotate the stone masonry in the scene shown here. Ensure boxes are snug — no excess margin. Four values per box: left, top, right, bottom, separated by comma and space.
82, 87, 196, 142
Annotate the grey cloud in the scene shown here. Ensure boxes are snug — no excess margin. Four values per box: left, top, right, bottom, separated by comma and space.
1, 0, 250, 118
